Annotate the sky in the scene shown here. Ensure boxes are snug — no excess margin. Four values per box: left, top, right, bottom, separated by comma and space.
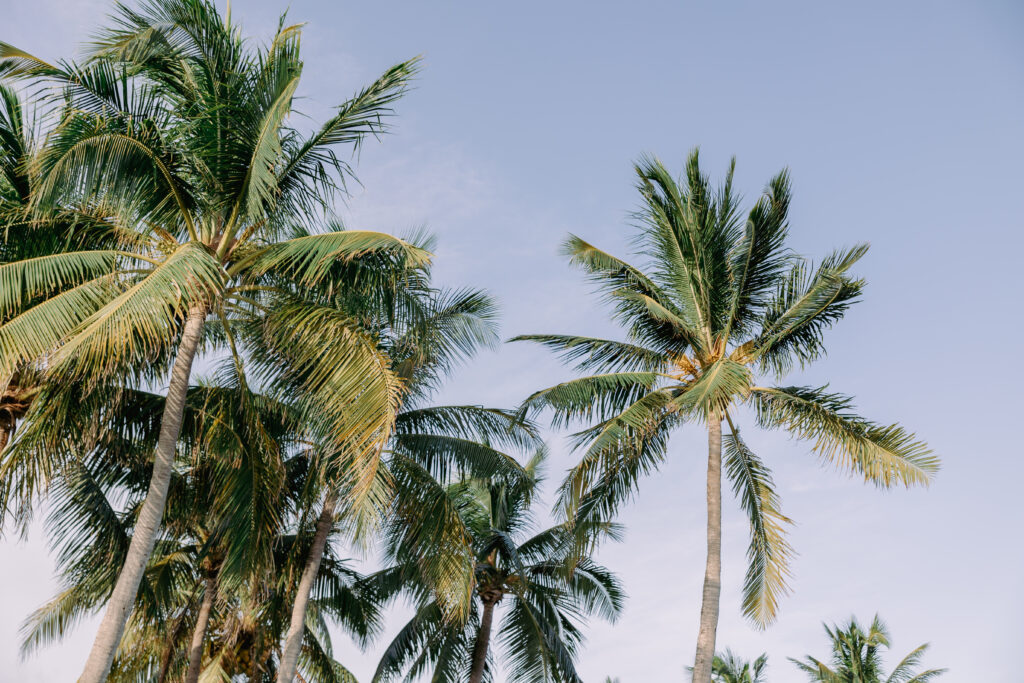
1, 0, 1022, 681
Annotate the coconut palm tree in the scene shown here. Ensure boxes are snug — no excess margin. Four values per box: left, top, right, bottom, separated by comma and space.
789, 615, 946, 683
0, 1, 424, 678
369, 449, 625, 683
687, 650, 768, 683
512, 151, 938, 682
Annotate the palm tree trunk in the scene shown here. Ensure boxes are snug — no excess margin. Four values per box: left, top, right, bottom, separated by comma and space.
78, 306, 207, 683
468, 598, 497, 683
276, 490, 339, 683
155, 613, 185, 683
184, 566, 220, 683
692, 414, 722, 683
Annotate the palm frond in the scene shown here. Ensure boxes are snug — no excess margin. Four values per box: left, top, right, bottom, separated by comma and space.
723, 428, 792, 627
751, 386, 937, 487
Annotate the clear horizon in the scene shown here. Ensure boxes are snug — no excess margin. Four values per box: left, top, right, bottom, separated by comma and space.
1, 1, 1021, 681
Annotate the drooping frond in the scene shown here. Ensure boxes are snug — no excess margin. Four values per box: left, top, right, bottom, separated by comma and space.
723, 428, 792, 627
386, 456, 476, 622
47, 241, 223, 382
254, 297, 401, 509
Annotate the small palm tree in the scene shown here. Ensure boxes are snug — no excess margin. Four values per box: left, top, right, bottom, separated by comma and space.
513, 151, 938, 682
369, 450, 625, 683
702, 650, 768, 683
0, 1, 423, 678
790, 615, 946, 683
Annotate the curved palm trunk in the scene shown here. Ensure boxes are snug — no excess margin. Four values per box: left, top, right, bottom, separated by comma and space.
277, 490, 339, 683
184, 566, 220, 683
79, 306, 207, 683
692, 415, 722, 683
468, 596, 498, 683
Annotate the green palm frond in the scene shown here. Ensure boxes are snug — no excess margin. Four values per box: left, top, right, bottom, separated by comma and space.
517, 372, 660, 429
498, 593, 583, 683
278, 58, 419, 214
256, 297, 401, 504
751, 386, 937, 487
723, 169, 793, 338
234, 73, 301, 224
509, 334, 666, 373
723, 428, 792, 627
753, 245, 867, 375
0, 251, 120, 319
48, 241, 223, 382
0, 274, 120, 377
387, 456, 476, 622
791, 615, 945, 683
561, 234, 700, 352
236, 230, 430, 285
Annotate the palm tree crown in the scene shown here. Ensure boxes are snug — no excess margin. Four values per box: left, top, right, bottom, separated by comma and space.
790, 615, 946, 683
370, 449, 625, 683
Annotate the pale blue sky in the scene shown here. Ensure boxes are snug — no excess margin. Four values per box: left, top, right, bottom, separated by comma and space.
1, 1, 1021, 681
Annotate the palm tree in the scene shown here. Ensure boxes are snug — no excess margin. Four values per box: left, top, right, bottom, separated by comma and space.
688, 650, 768, 683
790, 615, 946, 682
370, 449, 625, 683
0, 1, 424, 678
512, 150, 938, 682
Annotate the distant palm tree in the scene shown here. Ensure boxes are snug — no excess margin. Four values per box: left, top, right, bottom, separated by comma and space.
369, 449, 624, 683
707, 650, 768, 683
790, 615, 946, 683
514, 151, 938, 682
0, 1, 422, 678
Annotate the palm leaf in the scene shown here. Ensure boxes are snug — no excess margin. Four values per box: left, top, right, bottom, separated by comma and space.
751, 386, 937, 487
723, 428, 792, 627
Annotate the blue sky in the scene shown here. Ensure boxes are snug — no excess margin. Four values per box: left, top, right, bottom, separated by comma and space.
1, 1, 1022, 681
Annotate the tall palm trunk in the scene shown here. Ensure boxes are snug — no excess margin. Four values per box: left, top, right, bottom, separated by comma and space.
468, 597, 498, 683
277, 490, 339, 683
184, 565, 220, 683
79, 306, 207, 683
692, 415, 722, 683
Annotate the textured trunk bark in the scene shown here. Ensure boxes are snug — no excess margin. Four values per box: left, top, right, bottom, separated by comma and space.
184, 567, 219, 683
276, 491, 339, 683
692, 415, 722, 683
78, 306, 207, 683
467, 599, 497, 683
